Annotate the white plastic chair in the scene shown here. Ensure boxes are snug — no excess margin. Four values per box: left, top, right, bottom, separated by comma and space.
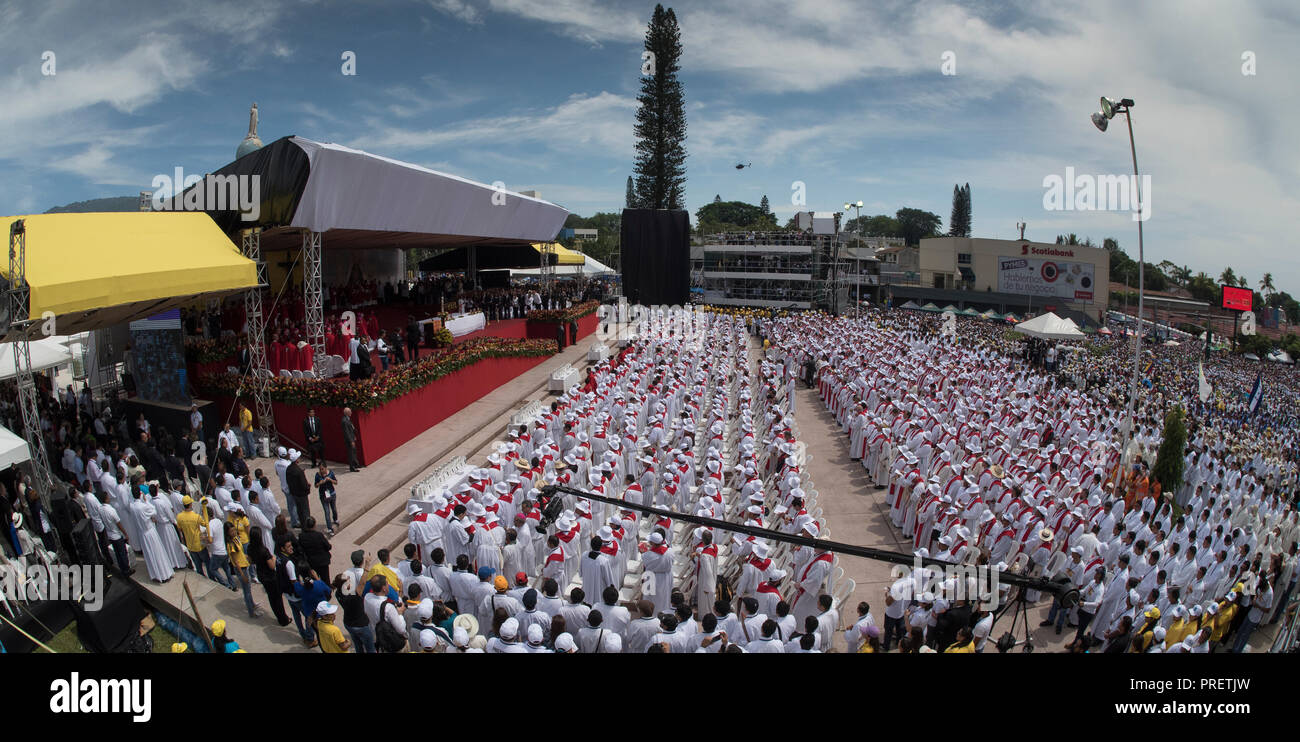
834, 578, 856, 608
279, 369, 292, 378
1043, 551, 1067, 579
291, 370, 303, 379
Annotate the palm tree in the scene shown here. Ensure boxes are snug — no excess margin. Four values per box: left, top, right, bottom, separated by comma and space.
1260, 272, 1275, 298
1220, 267, 1237, 287
1237, 276, 1249, 289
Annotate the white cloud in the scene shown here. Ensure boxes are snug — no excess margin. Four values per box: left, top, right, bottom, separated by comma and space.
352, 91, 637, 158
427, 0, 484, 24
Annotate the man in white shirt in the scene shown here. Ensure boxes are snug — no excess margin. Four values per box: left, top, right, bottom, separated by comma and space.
746, 619, 785, 652
625, 599, 661, 653
98, 491, 132, 576
843, 601, 876, 652
486, 618, 529, 653
972, 603, 996, 653
1231, 575, 1273, 653
364, 577, 407, 646
595, 585, 630, 640
273, 448, 297, 527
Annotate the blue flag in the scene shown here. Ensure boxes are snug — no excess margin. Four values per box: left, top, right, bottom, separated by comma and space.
1247, 371, 1264, 415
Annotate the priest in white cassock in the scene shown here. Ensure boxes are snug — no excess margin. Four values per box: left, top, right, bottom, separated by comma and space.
407, 502, 441, 568
129, 487, 174, 582
579, 535, 617, 604
692, 529, 718, 613
147, 485, 190, 571
791, 543, 834, 624
640, 530, 675, 615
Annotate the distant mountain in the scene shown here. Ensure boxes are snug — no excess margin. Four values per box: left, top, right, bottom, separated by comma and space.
44, 196, 141, 214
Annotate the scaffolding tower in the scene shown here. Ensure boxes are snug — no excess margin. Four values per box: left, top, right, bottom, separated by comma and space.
242, 228, 274, 447
5, 219, 58, 518
302, 229, 325, 371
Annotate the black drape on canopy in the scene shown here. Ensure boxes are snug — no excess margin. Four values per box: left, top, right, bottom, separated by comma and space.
417, 244, 557, 272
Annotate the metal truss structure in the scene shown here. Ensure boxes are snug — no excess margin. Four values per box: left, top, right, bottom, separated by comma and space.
302, 229, 325, 371
241, 228, 275, 446
6, 220, 58, 517
540, 242, 555, 289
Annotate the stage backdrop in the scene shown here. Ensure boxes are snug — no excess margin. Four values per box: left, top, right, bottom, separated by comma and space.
620, 208, 689, 306
129, 309, 189, 406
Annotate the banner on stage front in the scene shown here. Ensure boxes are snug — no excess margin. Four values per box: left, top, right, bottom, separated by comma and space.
997, 252, 1096, 303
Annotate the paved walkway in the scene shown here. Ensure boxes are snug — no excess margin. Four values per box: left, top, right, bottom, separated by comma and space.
789, 381, 1281, 653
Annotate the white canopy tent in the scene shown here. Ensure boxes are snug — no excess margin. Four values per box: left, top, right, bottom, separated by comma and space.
512, 254, 615, 277
0, 337, 74, 380
0, 425, 30, 470
1014, 312, 1086, 340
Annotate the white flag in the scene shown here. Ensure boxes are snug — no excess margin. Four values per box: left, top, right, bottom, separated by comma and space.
1198, 362, 1212, 403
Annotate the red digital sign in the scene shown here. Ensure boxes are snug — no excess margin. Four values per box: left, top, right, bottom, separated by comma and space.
1222, 285, 1253, 312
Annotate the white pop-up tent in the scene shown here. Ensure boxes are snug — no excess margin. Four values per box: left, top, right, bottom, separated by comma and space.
0, 425, 31, 470
1014, 312, 1085, 340
0, 337, 74, 380
512, 254, 616, 277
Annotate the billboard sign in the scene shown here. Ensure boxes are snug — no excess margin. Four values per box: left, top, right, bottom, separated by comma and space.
1221, 285, 1252, 312
998, 248, 1096, 302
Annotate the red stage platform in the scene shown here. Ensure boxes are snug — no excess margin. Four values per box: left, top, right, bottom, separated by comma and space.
197, 318, 597, 466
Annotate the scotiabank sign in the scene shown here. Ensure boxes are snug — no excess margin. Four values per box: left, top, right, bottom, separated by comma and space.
1020, 244, 1075, 258
999, 254, 1095, 302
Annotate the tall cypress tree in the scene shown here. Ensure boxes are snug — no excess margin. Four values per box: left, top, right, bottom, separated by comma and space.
949, 184, 963, 237
948, 183, 973, 237
760, 194, 770, 215
625, 176, 636, 208
962, 183, 972, 236
633, 4, 687, 210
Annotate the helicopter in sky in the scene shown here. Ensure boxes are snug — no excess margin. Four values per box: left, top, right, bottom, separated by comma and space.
734, 162, 751, 170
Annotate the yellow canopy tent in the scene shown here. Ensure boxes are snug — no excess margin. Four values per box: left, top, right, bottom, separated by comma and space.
2, 212, 258, 339
533, 242, 586, 266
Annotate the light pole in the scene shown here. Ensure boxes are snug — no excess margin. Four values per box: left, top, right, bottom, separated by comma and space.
1092, 96, 1145, 483
844, 200, 863, 315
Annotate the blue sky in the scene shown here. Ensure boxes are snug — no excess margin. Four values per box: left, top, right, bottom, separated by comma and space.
2, 0, 1298, 290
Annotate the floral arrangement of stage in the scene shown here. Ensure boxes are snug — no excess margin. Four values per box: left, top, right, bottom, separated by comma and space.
525, 300, 601, 341
196, 337, 558, 465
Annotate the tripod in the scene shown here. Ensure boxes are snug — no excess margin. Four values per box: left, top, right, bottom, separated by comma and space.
992, 585, 1037, 653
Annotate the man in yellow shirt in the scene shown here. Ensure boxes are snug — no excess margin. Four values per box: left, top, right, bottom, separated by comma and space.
1164, 605, 1195, 647
175, 495, 211, 579
238, 403, 256, 458
314, 601, 351, 653
1209, 597, 1237, 648
361, 548, 403, 596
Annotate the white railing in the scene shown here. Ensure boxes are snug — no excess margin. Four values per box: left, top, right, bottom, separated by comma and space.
511, 399, 546, 428
549, 363, 579, 392
409, 455, 470, 501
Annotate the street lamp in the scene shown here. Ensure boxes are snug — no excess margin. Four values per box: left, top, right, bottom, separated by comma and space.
1092, 96, 1146, 483
844, 200, 864, 315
